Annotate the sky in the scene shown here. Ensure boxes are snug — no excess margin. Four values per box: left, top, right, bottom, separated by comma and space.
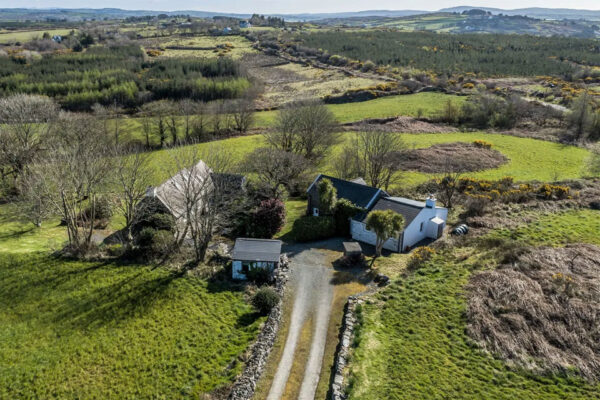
2, 0, 600, 14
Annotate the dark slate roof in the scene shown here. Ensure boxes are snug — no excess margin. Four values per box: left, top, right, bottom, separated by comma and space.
232, 238, 282, 263
308, 174, 384, 209
355, 197, 426, 227
211, 173, 246, 194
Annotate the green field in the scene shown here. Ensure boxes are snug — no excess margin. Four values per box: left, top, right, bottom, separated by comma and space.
489, 209, 600, 247
347, 209, 600, 399
0, 29, 74, 43
0, 182, 264, 398
255, 92, 467, 126
0, 254, 263, 398
143, 131, 591, 188
120, 93, 467, 147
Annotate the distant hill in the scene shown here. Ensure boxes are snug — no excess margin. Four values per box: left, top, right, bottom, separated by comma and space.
439, 6, 600, 21
0, 6, 599, 23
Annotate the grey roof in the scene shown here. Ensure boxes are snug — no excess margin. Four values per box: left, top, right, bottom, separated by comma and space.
356, 197, 425, 227
148, 160, 212, 218
309, 174, 384, 209
232, 238, 282, 263
349, 177, 367, 185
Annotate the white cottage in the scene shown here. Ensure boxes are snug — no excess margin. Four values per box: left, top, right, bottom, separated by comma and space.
351, 196, 447, 253
231, 238, 282, 280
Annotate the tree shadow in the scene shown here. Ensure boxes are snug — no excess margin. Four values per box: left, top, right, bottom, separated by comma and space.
50, 268, 185, 331
235, 311, 262, 328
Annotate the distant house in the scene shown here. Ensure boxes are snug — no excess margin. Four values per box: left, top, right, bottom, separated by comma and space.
223, 27, 233, 34
232, 238, 282, 280
239, 20, 251, 28
141, 160, 245, 221
307, 174, 447, 252
52, 35, 62, 43
351, 196, 447, 252
306, 174, 387, 216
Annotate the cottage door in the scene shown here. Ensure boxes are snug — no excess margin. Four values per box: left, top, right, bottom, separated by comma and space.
437, 224, 444, 239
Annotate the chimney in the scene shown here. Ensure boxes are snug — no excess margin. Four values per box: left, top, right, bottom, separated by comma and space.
425, 195, 436, 208
146, 187, 157, 197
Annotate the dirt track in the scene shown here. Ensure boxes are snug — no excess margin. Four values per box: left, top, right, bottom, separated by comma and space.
266, 241, 339, 400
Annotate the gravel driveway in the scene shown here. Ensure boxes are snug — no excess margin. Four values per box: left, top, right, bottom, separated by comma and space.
266, 239, 342, 400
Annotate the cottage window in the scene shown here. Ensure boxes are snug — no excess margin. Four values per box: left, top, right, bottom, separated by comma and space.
420, 222, 424, 232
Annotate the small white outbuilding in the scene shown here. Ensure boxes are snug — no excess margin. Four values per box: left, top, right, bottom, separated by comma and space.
231, 238, 282, 280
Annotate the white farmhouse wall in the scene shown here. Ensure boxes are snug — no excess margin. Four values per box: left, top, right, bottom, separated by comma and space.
350, 205, 448, 253
402, 207, 448, 251
350, 220, 400, 252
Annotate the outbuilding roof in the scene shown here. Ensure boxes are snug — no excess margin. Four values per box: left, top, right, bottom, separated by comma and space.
232, 238, 282, 263
308, 174, 385, 209
355, 196, 440, 227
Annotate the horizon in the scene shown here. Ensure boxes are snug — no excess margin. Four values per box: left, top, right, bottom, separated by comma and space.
2, 2, 600, 14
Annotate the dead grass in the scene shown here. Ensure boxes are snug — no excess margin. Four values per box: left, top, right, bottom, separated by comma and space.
467, 244, 600, 381
399, 142, 508, 173
345, 116, 458, 134
282, 317, 314, 399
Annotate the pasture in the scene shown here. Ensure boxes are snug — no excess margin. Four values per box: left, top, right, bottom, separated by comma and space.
347, 209, 600, 399
0, 28, 74, 43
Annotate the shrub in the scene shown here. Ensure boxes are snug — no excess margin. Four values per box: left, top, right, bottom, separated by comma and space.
292, 216, 336, 242
134, 212, 176, 234
464, 196, 489, 217
150, 230, 175, 257
334, 199, 364, 236
246, 266, 273, 285
473, 140, 492, 149
136, 227, 157, 247
252, 287, 280, 315
407, 246, 435, 270
249, 198, 286, 239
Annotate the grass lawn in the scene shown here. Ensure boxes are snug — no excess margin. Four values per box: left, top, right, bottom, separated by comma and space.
0, 29, 75, 43
0, 203, 66, 253
0, 254, 264, 398
489, 209, 600, 247
0, 176, 265, 398
275, 198, 307, 241
346, 206, 600, 399
347, 250, 600, 399
118, 92, 465, 147
140, 131, 591, 188
254, 92, 466, 126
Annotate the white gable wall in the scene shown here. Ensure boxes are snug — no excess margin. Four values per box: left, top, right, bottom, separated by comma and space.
350, 206, 448, 253
402, 206, 448, 251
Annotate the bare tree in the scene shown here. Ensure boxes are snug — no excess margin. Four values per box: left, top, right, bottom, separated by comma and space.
24, 113, 113, 253
141, 101, 169, 148
435, 158, 464, 208
138, 109, 154, 148
231, 93, 256, 133
242, 147, 311, 198
93, 102, 125, 146
0, 94, 58, 187
568, 92, 593, 141
589, 145, 600, 176
164, 145, 241, 263
338, 130, 406, 190
179, 99, 198, 143
113, 148, 154, 242
267, 100, 338, 161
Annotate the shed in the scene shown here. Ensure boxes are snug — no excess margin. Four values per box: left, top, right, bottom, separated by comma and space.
232, 238, 282, 280
343, 241, 362, 257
